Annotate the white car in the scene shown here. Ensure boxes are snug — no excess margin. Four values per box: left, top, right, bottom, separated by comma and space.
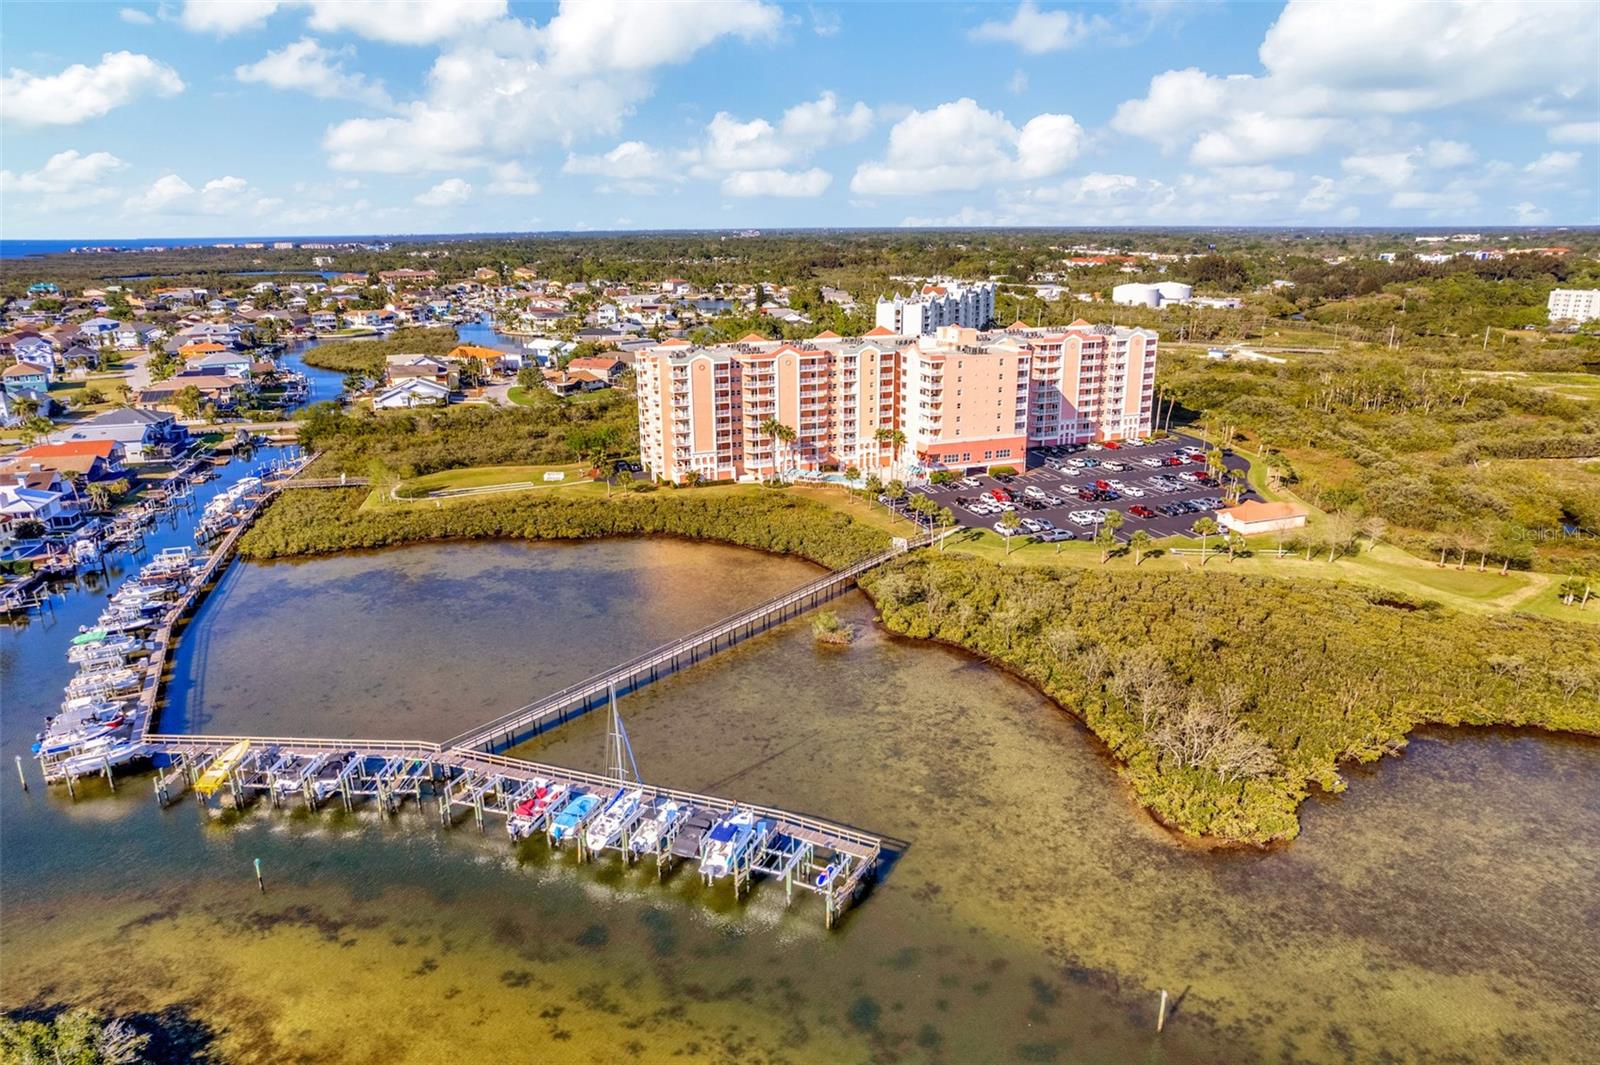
1068, 511, 1096, 526
1086, 443, 1104, 451
1034, 529, 1074, 543
1122, 486, 1146, 498
1033, 518, 1056, 531
994, 521, 1022, 537
960, 477, 981, 489
1068, 458, 1089, 468
969, 502, 995, 516
1141, 457, 1164, 469
1023, 485, 1047, 499
1020, 517, 1044, 533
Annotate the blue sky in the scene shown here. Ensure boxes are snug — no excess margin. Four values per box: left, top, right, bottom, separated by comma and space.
2, 1, 1597, 238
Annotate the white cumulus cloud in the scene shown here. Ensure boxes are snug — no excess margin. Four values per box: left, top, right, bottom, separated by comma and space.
720, 168, 832, 197
124, 173, 277, 216
322, 1, 782, 173
1114, 0, 1598, 165
851, 98, 1082, 195
235, 38, 391, 108
414, 177, 472, 206
969, 1, 1106, 54
181, 0, 506, 43
1, 51, 183, 127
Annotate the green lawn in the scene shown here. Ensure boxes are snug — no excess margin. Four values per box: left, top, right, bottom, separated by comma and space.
938, 526, 1597, 623
508, 385, 614, 406
1466, 370, 1600, 403
396, 463, 590, 495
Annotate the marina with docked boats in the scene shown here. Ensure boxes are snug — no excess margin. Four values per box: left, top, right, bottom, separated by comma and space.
23, 452, 889, 927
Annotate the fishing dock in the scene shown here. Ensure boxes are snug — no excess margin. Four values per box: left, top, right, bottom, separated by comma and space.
36, 475, 925, 927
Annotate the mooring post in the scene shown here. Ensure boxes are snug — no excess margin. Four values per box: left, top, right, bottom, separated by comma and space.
14, 755, 26, 791
1157, 989, 1169, 1033
102, 755, 115, 791
254, 857, 265, 893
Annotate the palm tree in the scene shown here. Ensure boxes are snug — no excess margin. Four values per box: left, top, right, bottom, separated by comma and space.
759, 417, 795, 476
1192, 516, 1219, 564
1226, 531, 1246, 561
1129, 529, 1153, 565
936, 506, 956, 549
1098, 510, 1124, 564
999, 508, 1022, 554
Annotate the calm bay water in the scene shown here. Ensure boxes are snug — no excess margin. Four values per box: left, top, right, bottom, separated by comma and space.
2, 537, 1596, 1063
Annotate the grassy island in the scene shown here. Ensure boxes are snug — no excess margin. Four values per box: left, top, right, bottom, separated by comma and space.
860, 553, 1600, 844
239, 485, 893, 570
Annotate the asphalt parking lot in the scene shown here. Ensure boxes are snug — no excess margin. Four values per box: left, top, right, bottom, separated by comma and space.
906, 433, 1260, 544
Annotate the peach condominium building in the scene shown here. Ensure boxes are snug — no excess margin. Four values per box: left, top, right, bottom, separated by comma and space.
635, 320, 1157, 483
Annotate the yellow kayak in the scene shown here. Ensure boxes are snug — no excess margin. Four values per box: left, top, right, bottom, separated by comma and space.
194, 740, 250, 797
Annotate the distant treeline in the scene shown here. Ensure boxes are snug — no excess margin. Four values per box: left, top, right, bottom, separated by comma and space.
861, 553, 1600, 844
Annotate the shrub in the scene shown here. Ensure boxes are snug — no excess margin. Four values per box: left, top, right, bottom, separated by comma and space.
988, 465, 1018, 477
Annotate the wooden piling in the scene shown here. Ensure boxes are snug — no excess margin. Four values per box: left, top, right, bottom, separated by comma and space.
1157, 989, 1169, 1033
14, 755, 26, 791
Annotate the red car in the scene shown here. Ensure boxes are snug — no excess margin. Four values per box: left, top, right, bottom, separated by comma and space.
986, 488, 1013, 503
1103, 440, 1121, 450
1190, 454, 1208, 463
1129, 505, 1156, 518
1165, 456, 1185, 466
1094, 479, 1111, 490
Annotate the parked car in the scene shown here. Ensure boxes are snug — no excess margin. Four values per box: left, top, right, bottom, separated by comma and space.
1023, 485, 1047, 499
1129, 505, 1156, 518
993, 521, 1021, 537
1032, 529, 1074, 543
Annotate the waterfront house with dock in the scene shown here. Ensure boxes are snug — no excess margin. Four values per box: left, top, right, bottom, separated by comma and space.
62, 408, 189, 464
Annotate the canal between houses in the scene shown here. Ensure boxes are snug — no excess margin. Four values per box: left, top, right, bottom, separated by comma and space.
2, 538, 1597, 1063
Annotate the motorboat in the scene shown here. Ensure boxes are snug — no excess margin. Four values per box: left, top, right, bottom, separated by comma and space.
65, 667, 143, 698
194, 740, 251, 798
629, 799, 687, 855
583, 787, 643, 853
699, 811, 774, 881
548, 790, 601, 845
67, 635, 147, 665
506, 780, 564, 839
32, 703, 129, 756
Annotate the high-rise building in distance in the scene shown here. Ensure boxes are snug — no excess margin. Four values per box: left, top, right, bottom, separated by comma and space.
875, 281, 997, 335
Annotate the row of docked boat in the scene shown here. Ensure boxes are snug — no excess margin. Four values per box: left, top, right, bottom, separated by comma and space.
194, 476, 264, 543
31, 546, 206, 776
505, 781, 776, 883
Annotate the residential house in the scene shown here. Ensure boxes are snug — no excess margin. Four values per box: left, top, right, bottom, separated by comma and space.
62, 407, 188, 464
138, 374, 248, 411
310, 311, 340, 331
0, 466, 85, 528
448, 344, 507, 375
372, 377, 451, 408
112, 322, 162, 350
1, 331, 59, 372
542, 369, 607, 396
187, 351, 254, 378
0, 477, 72, 535
566, 356, 625, 382
2, 439, 126, 482
58, 344, 101, 373
385, 354, 456, 389
3, 362, 51, 398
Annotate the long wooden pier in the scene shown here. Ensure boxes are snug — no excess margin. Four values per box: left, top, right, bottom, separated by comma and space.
40, 478, 926, 927
445, 534, 932, 754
